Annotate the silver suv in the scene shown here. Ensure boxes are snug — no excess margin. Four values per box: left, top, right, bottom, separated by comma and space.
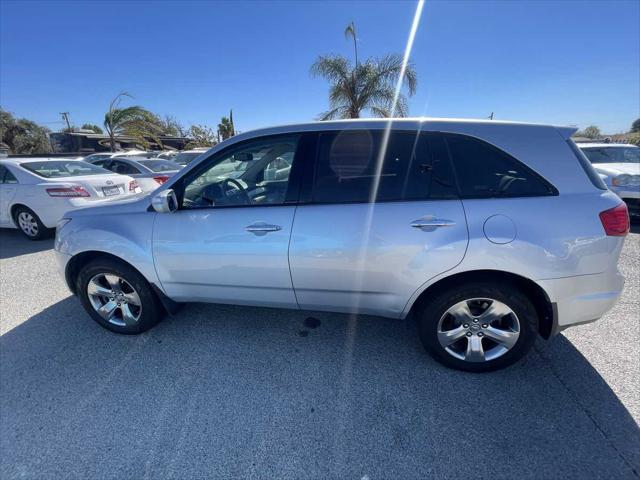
55, 119, 629, 372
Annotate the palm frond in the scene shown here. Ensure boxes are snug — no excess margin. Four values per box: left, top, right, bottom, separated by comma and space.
310, 55, 351, 83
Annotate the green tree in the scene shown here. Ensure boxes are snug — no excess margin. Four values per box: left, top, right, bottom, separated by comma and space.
579, 126, 601, 139
103, 92, 163, 152
217, 111, 235, 141
157, 115, 186, 137
81, 123, 103, 134
631, 118, 640, 133
311, 23, 417, 119
0, 108, 51, 154
186, 124, 217, 148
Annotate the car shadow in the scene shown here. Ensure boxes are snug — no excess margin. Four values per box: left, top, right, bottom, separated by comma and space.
630, 222, 640, 234
1, 298, 638, 479
0, 230, 54, 259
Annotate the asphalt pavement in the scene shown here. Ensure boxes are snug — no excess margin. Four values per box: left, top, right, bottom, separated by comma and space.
1, 227, 638, 479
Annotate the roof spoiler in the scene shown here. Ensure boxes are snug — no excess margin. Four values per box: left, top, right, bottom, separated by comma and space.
556, 126, 578, 140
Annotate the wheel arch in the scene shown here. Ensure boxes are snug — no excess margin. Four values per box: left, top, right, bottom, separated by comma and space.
65, 251, 132, 295
407, 269, 556, 339
65, 250, 180, 314
10, 203, 33, 221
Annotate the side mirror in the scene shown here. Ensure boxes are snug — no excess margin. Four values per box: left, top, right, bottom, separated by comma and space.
151, 189, 178, 213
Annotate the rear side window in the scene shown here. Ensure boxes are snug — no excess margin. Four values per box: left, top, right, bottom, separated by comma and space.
0, 165, 18, 184
567, 140, 607, 190
111, 161, 140, 175
312, 130, 457, 203
445, 134, 557, 197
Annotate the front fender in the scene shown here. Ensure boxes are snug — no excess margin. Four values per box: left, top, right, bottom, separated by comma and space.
55, 210, 160, 289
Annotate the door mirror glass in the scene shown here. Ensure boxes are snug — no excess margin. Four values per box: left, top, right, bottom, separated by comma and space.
152, 189, 178, 213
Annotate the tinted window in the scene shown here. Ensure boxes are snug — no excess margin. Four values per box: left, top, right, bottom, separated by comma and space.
20, 161, 111, 178
111, 161, 140, 175
312, 130, 457, 203
1, 165, 18, 184
445, 134, 556, 197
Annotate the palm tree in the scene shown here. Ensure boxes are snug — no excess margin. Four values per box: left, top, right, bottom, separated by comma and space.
311, 23, 417, 120
103, 92, 163, 152
217, 110, 235, 141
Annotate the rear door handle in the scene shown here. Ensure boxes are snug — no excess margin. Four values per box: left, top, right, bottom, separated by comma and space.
410, 218, 456, 229
245, 222, 282, 235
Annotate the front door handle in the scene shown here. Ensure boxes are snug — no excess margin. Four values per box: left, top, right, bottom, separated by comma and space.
245, 222, 282, 236
410, 218, 456, 229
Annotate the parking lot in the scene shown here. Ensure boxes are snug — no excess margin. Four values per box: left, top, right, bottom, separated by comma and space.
0, 228, 638, 479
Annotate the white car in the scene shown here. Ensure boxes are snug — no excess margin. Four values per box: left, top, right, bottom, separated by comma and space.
86, 156, 181, 192
174, 148, 209, 166
0, 158, 142, 240
82, 150, 152, 163
578, 143, 640, 219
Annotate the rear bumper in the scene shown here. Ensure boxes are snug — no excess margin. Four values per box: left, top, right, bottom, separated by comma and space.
538, 269, 624, 334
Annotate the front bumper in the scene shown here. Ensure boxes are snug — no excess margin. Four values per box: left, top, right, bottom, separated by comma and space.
54, 249, 73, 293
538, 268, 625, 334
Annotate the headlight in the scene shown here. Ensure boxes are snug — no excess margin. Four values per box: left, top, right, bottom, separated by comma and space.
612, 174, 632, 187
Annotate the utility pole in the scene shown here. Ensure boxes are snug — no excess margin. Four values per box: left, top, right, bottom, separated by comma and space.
60, 112, 72, 132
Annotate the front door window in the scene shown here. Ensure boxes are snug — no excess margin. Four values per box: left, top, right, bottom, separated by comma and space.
181, 137, 299, 209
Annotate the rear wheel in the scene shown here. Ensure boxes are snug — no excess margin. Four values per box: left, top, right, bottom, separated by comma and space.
13, 206, 51, 240
418, 282, 538, 372
77, 258, 164, 334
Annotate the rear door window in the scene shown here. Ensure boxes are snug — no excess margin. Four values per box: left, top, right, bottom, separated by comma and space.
445, 134, 557, 197
312, 130, 457, 203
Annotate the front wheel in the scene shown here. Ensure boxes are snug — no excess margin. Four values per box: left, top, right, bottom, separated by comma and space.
418, 282, 538, 372
76, 258, 164, 334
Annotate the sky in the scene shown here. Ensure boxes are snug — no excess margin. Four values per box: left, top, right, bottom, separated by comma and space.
1, 0, 638, 134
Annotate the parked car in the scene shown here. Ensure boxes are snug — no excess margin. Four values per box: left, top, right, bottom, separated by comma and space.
55, 119, 629, 372
82, 150, 154, 163
0, 157, 141, 239
174, 148, 209, 166
577, 143, 639, 219
86, 156, 180, 192
157, 151, 179, 161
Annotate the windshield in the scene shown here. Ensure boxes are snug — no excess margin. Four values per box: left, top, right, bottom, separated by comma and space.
175, 152, 204, 166
20, 160, 112, 178
138, 160, 180, 172
581, 146, 640, 164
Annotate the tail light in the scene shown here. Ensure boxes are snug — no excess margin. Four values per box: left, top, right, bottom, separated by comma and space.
153, 175, 170, 185
46, 186, 90, 197
599, 203, 629, 236
129, 180, 140, 192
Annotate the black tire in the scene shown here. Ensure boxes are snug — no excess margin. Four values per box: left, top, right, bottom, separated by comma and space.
417, 282, 538, 373
76, 258, 164, 334
13, 206, 52, 240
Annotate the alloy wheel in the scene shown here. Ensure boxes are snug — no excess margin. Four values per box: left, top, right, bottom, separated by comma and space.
437, 298, 520, 363
86, 273, 142, 327
17, 212, 38, 237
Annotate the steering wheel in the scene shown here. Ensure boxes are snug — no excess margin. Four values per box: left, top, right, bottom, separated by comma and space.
220, 178, 251, 205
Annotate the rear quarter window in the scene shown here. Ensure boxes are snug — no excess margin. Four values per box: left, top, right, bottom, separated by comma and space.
444, 134, 558, 198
